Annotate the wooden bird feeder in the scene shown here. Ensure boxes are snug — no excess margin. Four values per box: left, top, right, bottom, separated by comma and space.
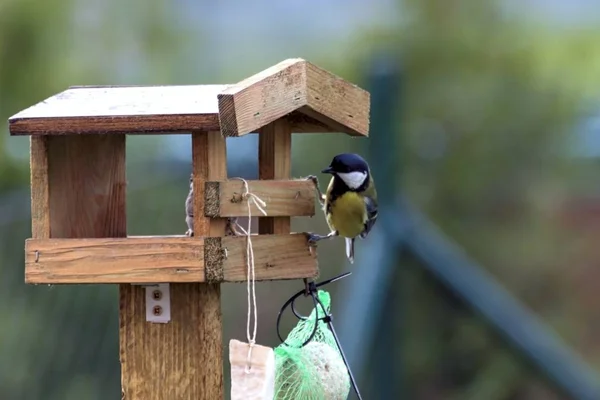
8, 58, 370, 399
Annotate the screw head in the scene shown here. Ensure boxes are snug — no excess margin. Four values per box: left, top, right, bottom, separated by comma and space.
152, 290, 162, 300
153, 305, 163, 316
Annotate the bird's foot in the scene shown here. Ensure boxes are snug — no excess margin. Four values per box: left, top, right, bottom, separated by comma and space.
185, 229, 194, 237
305, 232, 325, 245
304, 175, 326, 206
305, 230, 337, 245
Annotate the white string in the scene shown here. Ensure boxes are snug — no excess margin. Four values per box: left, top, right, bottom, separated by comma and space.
230, 177, 267, 374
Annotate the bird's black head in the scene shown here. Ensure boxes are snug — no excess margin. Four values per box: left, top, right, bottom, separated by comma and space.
321, 153, 370, 190
322, 153, 369, 174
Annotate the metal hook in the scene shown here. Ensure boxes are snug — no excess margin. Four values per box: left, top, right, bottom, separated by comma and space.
274, 271, 362, 400
275, 271, 352, 346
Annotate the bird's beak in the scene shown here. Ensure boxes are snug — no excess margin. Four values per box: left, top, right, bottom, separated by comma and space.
321, 166, 334, 174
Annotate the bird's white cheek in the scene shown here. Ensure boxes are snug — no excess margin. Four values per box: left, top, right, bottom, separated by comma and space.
337, 171, 367, 189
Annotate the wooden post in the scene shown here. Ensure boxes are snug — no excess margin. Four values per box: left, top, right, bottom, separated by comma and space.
119, 131, 227, 399
259, 119, 292, 235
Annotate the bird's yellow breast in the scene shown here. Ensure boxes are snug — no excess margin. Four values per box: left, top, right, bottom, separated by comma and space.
325, 191, 366, 238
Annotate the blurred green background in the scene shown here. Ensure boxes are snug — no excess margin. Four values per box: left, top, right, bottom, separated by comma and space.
2, 0, 600, 399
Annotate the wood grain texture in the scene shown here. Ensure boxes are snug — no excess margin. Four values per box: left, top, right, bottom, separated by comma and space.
217, 58, 370, 137
304, 62, 370, 137
119, 130, 228, 400
190, 130, 227, 399
221, 233, 317, 281
10, 59, 369, 136
204, 179, 315, 218
218, 59, 306, 137
9, 85, 225, 135
258, 120, 292, 234
25, 237, 205, 284
193, 131, 229, 237
45, 135, 127, 238
120, 283, 216, 399
24, 234, 318, 284
29, 134, 127, 393
30, 137, 50, 238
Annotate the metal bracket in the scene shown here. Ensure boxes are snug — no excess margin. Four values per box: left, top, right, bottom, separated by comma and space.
132, 283, 171, 323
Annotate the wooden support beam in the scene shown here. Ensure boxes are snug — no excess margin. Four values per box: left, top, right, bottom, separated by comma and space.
204, 179, 315, 218
190, 130, 227, 400
119, 131, 227, 399
259, 119, 292, 234
24, 234, 318, 284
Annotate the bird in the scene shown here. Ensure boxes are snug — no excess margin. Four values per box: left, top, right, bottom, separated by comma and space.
306, 153, 378, 264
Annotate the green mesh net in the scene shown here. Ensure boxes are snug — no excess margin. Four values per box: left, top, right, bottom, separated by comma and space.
274, 290, 351, 400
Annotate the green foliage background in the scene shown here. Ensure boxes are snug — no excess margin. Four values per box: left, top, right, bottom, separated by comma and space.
1, 0, 600, 398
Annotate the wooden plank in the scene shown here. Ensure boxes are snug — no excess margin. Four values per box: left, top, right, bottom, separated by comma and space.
44, 135, 127, 238
217, 58, 370, 137
221, 233, 317, 281
258, 119, 292, 234
304, 62, 370, 137
24, 234, 318, 284
286, 110, 337, 133
218, 58, 306, 137
9, 85, 225, 135
25, 237, 205, 284
204, 179, 315, 218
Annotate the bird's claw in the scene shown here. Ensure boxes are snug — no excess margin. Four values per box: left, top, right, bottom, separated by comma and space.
304, 175, 326, 206
305, 232, 322, 245
305, 174, 318, 184
185, 229, 194, 237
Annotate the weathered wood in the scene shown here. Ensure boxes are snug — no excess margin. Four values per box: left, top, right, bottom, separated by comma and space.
218, 59, 306, 137
286, 110, 337, 133
119, 131, 227, 399
258, 120, 292, 234
29, 135, 127, 396
204, 179, 315, 218
24, 234, 318, 284
30, 137, 50, 238
189, 130, 227, 400
31, 135, 126, 239
9, 85, 224, 135
43, 135, 127, 238
221, 233, 317, 281
9, 72, 369, 136
304, 61, 370, 136
217, 58, 370, 137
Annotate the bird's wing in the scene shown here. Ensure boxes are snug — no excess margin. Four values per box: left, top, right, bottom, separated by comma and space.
360, 196, 378, 239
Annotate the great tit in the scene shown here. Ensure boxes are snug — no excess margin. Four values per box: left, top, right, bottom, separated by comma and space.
306, 153, 378, 264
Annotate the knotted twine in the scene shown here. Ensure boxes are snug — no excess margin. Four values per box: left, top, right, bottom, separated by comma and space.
230, 177, 267, 372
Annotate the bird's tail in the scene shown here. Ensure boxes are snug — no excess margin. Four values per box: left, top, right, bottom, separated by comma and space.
345, 237, 355, 264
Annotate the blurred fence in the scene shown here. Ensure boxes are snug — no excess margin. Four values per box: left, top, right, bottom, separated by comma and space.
338, 53, 600, 400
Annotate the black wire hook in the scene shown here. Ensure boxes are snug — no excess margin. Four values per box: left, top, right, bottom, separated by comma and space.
275, 272, 363, 400
276, 272, 351, 347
